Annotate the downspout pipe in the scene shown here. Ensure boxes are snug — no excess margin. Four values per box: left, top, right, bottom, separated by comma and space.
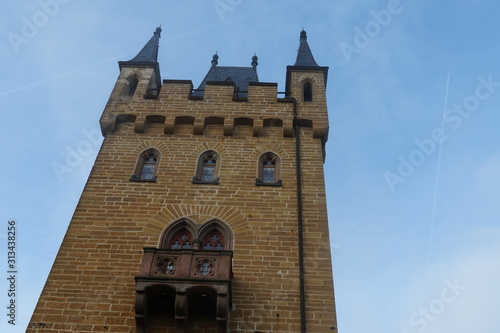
292, 97, 307, 333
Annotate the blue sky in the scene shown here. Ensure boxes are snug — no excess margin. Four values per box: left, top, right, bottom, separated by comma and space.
1, 1, 500, 332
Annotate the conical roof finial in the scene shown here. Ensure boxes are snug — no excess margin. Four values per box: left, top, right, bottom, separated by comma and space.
154, 26, 162, 37
251, 53, 258, 69
300, 29, 307, 41
211, 52, 219, 67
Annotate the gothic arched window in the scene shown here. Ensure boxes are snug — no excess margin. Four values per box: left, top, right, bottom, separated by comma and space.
130, 149, 160, 182
193, 150, 220, 184
169, 228, 193, 250
125, 76, 139, 97
303, 81, 313, 102
256, 152, 282, 186
201, 229, 225, 251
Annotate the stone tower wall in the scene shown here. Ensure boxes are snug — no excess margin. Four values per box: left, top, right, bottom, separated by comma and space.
27, 65, 337, 332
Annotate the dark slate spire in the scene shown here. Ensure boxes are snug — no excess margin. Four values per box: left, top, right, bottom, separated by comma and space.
294, 29, 319, 67
118, 27, 162, 90
120, 27, 162, 66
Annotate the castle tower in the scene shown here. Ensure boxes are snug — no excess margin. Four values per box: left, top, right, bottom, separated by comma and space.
28, 28, 337, 333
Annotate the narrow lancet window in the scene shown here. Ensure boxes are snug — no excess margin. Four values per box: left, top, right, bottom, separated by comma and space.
193, 150, 220, 184
125, 76, 139, 97
131, 149, 160, 182
262, 156, 276, 183
303, 81, 313, 102
256, 152, 282, 186
201, 156, 216, 181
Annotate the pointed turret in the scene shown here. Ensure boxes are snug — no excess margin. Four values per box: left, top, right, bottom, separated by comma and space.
286, 29, 329, 94
119, 26, 161, 66
294, 30, 319, 67
118, 27, 162, 89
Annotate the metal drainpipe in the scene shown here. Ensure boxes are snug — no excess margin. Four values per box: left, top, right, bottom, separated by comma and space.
292, 97, 307, 333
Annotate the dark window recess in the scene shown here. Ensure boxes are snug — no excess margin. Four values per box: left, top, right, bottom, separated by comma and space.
303, 81, 313, 102
188, 288, 217, 318
147, 286, 176, 317
126, 77, 139, 97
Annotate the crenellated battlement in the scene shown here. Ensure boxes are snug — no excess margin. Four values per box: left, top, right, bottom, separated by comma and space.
100, 79, 329, 140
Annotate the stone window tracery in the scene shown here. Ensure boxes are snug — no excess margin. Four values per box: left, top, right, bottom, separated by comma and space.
193, 150, 220, 184
169, 229, 193, 250
256, 152, 282, 186
201, 230, 225, 250
130, 149, 160, 182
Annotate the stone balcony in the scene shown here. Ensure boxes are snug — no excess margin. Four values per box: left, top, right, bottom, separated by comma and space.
135, 248, 233, 333
137, 248, 233, 281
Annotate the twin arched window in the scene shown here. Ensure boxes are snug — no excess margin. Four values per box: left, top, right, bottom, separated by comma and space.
161, 220, 231, 251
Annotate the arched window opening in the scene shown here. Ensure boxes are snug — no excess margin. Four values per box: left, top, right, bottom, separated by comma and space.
262, 155, 276, 183
169, 228, 193, 250
140, 154, 157, 179
130, 149, 160, 182
201, 229, 225, 250
303, 81, 313, 102
256, 152, 282, 186
201, 155, 216, 181
193, 150, 220, 184
125, 76, 139, 97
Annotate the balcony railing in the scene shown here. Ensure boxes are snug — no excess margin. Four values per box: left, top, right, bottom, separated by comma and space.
137, 248, 233, 281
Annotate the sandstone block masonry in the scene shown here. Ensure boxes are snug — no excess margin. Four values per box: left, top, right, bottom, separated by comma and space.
28, 31, 337, 333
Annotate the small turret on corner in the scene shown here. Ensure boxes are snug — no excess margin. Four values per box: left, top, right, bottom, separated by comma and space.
116, 26, 162, 100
